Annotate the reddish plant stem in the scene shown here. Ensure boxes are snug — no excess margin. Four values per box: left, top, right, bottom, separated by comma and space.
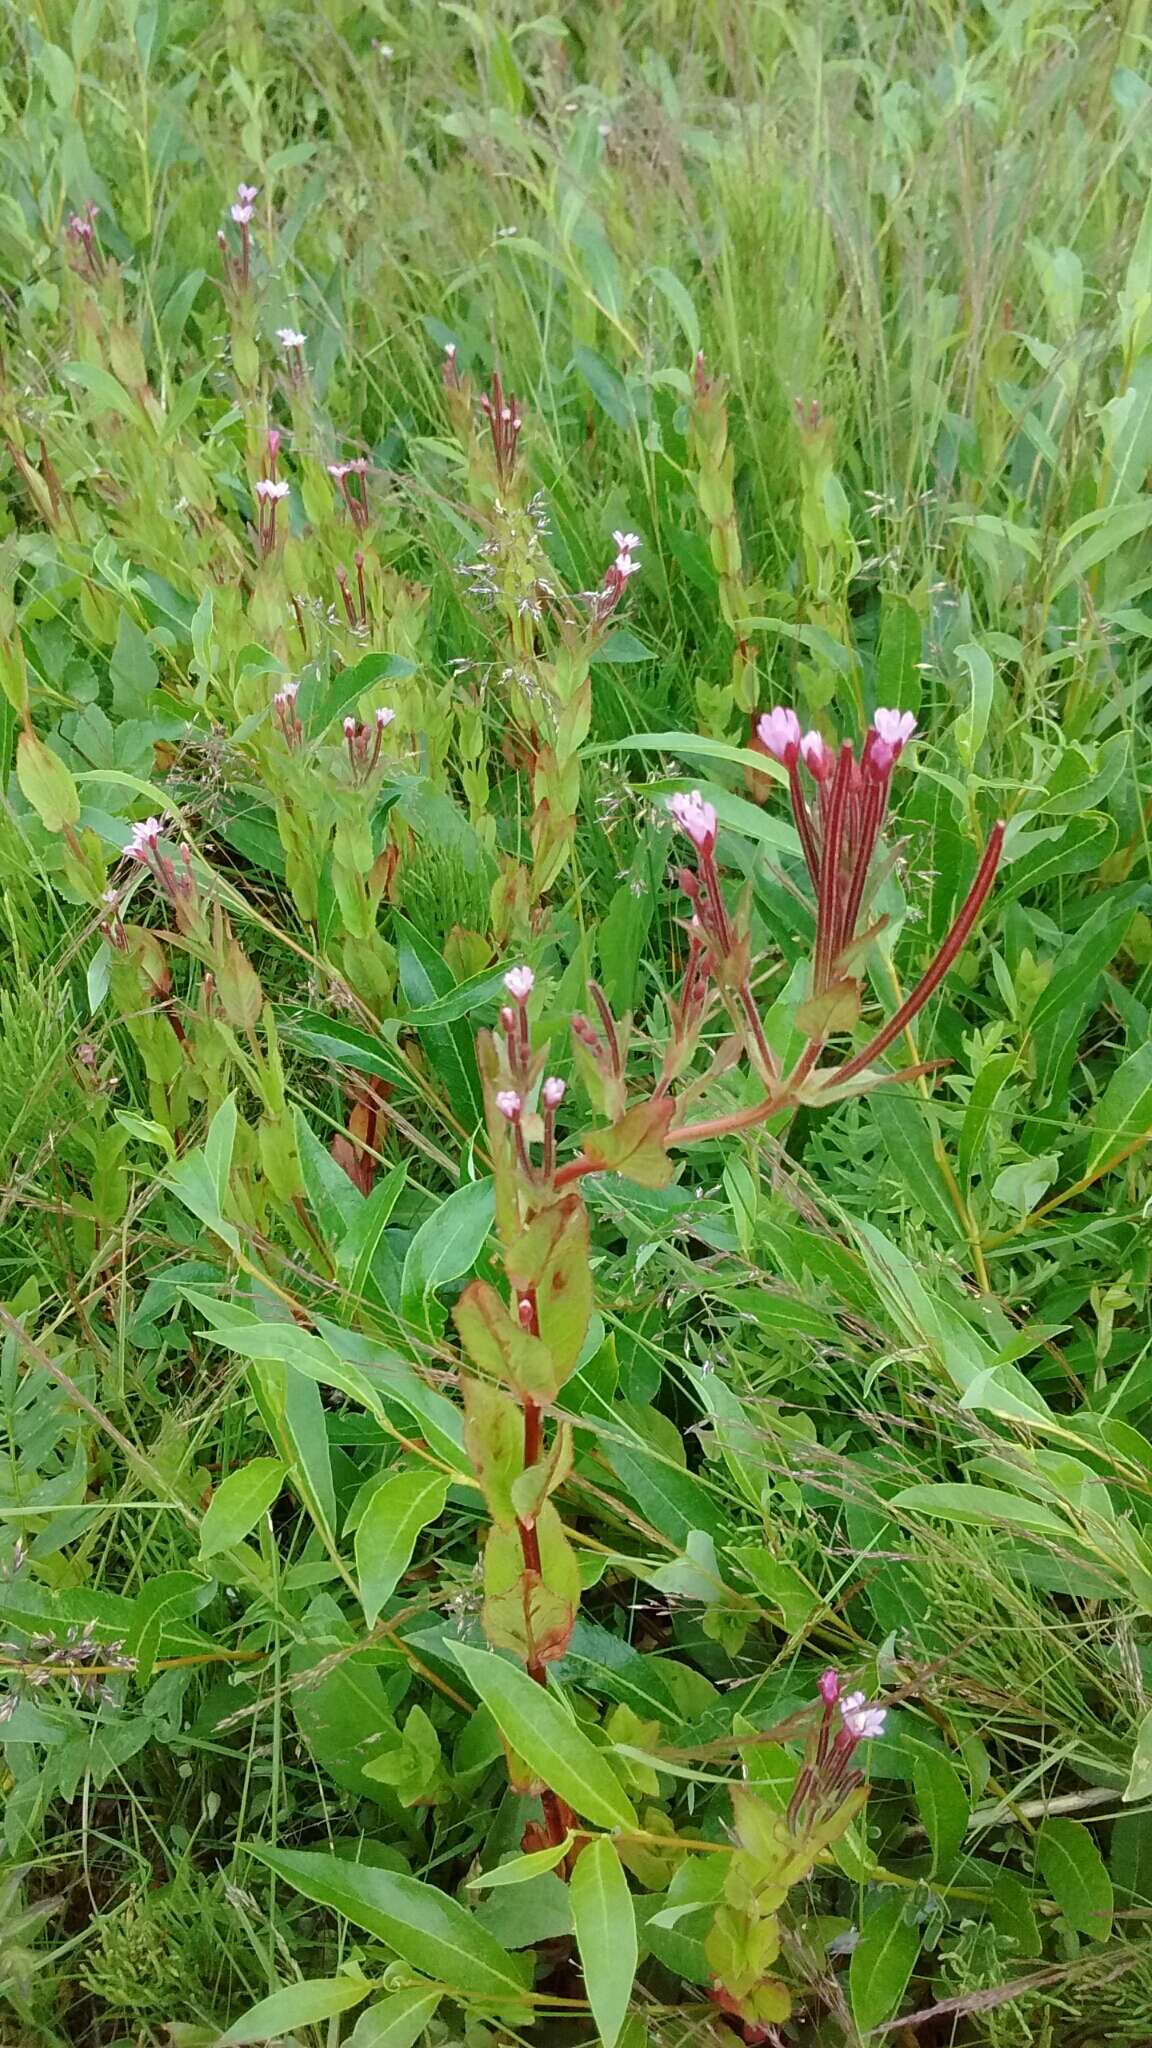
833, 822, 1005, 1085
787, 761, 820, 888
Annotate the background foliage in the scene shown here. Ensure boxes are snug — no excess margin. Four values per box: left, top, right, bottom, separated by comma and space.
1, 1, 1152, 2043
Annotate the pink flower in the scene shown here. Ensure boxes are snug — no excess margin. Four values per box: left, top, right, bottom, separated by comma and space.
237, 183, 258, 203
255, 478, 289, 501
503, 965, 535, 1002
614, 552, 641, 578
800, 730, 834, 781
840, 1692, 886, 1741
328, 461, 351, 480
818, 1668, 840, 1706
667, 791, 717, 852
375, 707, 395, 730
873, 707, 917, 751
127, 816, 163, 859
343, 716, 357, 738
276, 328, 307, 350
444, 342, 457, 361
495, 1090, 522, 1122
613, 530, 641, 553
757, 706, 802, 765
542, 1076, 565, 1109
230, 203, 253, 225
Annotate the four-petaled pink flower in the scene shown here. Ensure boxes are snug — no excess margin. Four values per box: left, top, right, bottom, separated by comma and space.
542, 1076, 565, 1109
667, 790, 717, 852
614, 551, 641, 578
800, 729, 834, 781
613, 530, 641, 553
503, 965, 535, 1002
375, 707, 395, 730
840, 1691, 887, 1741
757, 706, 802, 765
495, 1090, 522, 1122
873, 707, 917, 751
256, 478, 289, 501
127, 817, 163, 859
237, 183, 258, 203
276, 328, 307, 350
231, 202, 253, 225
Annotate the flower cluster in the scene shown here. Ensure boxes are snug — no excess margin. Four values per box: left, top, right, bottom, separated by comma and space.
343, 706, 395, 784
328, 456, 371, 530
787, 1668, 887, 1833
587, 529, 641, 626
493, 967, 566, 1179
272, 678, 302, 748
66, 202, 103, 279
254, 476, 289, 553
479, 370, 523, 490
120, 817, 204, 934
219, 181, 257, 288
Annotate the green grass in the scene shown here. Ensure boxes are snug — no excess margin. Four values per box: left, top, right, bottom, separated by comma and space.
0, 2, 1151, 2043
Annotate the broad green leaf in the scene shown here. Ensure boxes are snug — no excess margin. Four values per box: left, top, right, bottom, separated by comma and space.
300, 651, 416, 736
451, 1644, 637, 1829
467, 1837, 574, 1887
892, 1483, 1068, 1537
1086, 1042, 1152, 1177
400, 1179, 494, 1323
913, 1750, 969, 1874
957, 1051, 1016, 1192
571, 1836, 636, 2048
349, 1988, 442, 2047
1124, 1706, 1152, 1803
953, 641, 994, 768
875, 593, 922, 712
16, 730, 81, 832
1035, 1817, 1113, 1939
219, 1976, 370, 2042
199, 1458, 285, 1559
252, 1847, 531, 1998
355, 1467, 449, 1624
849, 1891, 920, 2032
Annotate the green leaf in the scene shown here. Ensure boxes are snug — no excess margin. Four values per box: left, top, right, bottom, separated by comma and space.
467, 1837, 574, 1887
349, 1988, 442, 2047
870, 1090, 962, 1241
1086, 1042, 1152, 1177
849, 1891, 920, 2033
892, 1483, 1068, 1537
400, 1179, 494, 1324
219, 1976, 370, 2043
913, 1750, 969, 1875
585, 728, 786, 785
199, 1458, 285, 1560
570, 1836, 636, 2048
953, 640, 995, 768
1035, 1816, 1113, 1939
109, 611, 159, 719
300, 651, 416, 737
450, 1644, 638, 1830
355, 1467, 449, 1625
1124, 1706, 1152, 1803
875, 594, 922, 712
251, 1847, 531, 1999
16, 731, 81, 832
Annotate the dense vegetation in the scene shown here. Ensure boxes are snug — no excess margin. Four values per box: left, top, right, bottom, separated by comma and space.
2, 3, 1152, 2043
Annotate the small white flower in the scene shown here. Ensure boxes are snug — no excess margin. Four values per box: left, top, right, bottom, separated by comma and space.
613, 530, 641, 553
614, 552, 641, 578
840, 1691, 887, 1741
276, 328, 307, 350
495, 1090, 522, 1121
230, 203, 253, 225
503, 965, 535, 1002
666, 791, 717, 851
255, 478, 290, 501
542, 1076, 565, 1109
237, 182, 258, 203
375, 707, 395, 730
873, 707, 917, 750
343, 716, 357, 737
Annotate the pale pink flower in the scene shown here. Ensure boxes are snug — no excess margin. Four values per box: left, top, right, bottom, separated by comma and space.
127, 817, 163, 859
818, 1668, 840, 1706
800, 730, 834, 781
757, 706, 802, 764
328, 461, 352, 480
542, 1076, 565, 1109
255, 478, 289, 502
230, 202, 253, 225
503, 965, 535, 1002
667, 791, 717, 852
614, 552, 641, 578
613, 530, 641, 553
840, 1692, 886, 1741
375, 707, 395, 730
237, 183, 258, 203
343, 716, 357, 738
495, 1090, 522, 1122
276, 328, 307, 350
873, 708, 917, 751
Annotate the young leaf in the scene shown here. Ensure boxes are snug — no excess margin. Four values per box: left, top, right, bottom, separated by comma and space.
400, 1179, 495, 1323
199, 1458, 285, 1559
913, 1750, 969, 1874
467, 1837, 574, 1888
252, 1846, 531, 1998
349, 1988, 442, 2047
571, 1836, 637, 2048
1086, 1042, 1152, 1178
451, 1643, 638, 1829
849, 1891, 920, 2033
355, 1466, 449, 1625
16, 730, 81, 832
1035, 1816, 1114, 1939
219, 1976, 370, 2043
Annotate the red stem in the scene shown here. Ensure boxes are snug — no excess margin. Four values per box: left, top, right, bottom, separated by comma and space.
832, 822, 1005, 1086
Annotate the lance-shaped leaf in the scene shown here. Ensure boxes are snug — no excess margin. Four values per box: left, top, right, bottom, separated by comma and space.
463, 1376, 523, 1531
505, 1197, 593, 1381
483, 1504, 581, 1666
576, 1097, 675, 1190
454, 1279, 557, 1396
